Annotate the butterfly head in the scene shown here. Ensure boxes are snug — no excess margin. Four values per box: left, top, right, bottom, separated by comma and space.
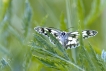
61, 32, 65, 36
57, 32, 68, 45
59, 32, 67, 38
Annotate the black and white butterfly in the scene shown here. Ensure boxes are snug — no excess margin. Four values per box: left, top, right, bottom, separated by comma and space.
34, 26, 98, 49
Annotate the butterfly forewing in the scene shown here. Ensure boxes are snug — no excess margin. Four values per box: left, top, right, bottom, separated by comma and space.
34, 26, 98, 49
34, 26, 60, 37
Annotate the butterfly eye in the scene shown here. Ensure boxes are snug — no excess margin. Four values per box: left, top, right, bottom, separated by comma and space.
61, 32, 65, 35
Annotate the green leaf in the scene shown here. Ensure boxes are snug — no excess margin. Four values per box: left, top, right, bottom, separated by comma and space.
31, 31, 84, 71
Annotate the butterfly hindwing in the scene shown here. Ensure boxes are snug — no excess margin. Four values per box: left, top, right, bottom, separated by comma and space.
65, 32, 79, 49
65, 30, 98, 49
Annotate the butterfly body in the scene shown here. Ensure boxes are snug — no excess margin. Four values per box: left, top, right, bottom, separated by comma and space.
34, 26, 98, 49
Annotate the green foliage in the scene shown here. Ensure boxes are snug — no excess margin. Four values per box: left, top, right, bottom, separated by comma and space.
31, 31, 84, 71
0, 0, 106, 71
31, 29, 106, 71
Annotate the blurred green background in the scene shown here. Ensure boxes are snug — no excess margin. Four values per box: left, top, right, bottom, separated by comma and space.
0, 0, 106, 71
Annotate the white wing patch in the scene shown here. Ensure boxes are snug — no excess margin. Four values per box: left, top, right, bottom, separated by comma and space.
34, 26, 98, 49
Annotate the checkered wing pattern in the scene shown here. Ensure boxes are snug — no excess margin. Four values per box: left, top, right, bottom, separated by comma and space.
34, 26, 98, 49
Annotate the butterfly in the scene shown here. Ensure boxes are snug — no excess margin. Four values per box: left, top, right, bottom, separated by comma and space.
34, 26, 98, 49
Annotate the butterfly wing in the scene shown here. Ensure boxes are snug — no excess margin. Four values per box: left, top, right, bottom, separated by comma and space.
82, 30, 98, 39
65, 32, 80, 49
34, 27, 98, 49
34, 26, 61, 37
34, 26, 62, 44
65, 30, 98, 49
